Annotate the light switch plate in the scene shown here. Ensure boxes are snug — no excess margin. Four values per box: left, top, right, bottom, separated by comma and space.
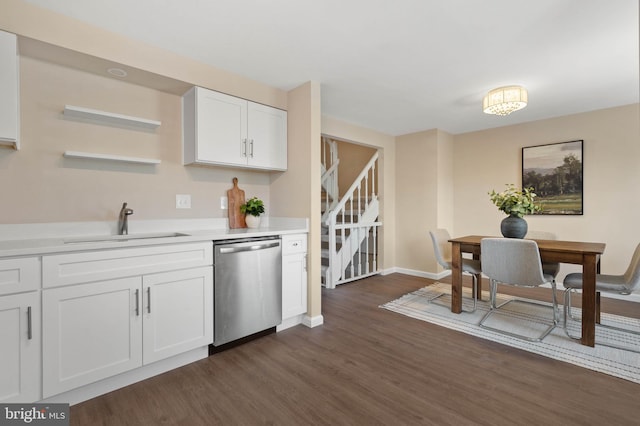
176, 194, 191, 209
220, 196, 228, 210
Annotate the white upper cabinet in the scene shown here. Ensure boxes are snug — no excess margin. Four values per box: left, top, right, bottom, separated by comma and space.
0, 30, 19, 150
247, 102, 287, 170
183, 87, 287, 171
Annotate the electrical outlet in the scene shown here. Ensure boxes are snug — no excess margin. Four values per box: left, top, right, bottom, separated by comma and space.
220, 196, 228, 210
176, 194, 191, 209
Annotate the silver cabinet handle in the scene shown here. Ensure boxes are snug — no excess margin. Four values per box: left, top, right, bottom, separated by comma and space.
304, 254, 308, 271
242, 138, 247, 157
135, 289, 140, 316
249, 139, 254, 158
147, 287, 151, 314
27, 306, 32, 340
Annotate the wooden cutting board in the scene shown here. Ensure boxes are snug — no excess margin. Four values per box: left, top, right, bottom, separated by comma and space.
227, 177, 246, 229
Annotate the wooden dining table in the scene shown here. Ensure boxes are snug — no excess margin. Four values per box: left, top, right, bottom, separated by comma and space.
448, 235, 606, 347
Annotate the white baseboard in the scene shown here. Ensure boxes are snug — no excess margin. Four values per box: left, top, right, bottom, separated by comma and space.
303, 314, 324, 328
277, 314, 305, 331
392, 267, 448, 280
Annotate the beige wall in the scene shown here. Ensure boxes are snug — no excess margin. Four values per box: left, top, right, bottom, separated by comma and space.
271, 81, 322, 318
321, 116, 397, 271
0, 56, 271, 224
395, 130, 440, 273
1, 0, 286, 108
452, 104, 640, 277
335, 141, 377, 197
435, 130, 454, 236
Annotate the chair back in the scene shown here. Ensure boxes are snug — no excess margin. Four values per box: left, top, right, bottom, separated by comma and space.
429, 229, 452, 270
623, 243, 640, 293
481, 238, 547, 287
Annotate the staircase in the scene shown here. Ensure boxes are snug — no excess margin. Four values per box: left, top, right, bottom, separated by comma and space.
321, 137, 381, 289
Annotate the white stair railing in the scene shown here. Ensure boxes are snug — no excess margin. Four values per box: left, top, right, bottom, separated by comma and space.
321, 137, 340, 223
324, 151, 381, 288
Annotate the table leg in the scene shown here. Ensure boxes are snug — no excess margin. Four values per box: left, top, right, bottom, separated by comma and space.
451, 242, 463, 314
581, 254, 597, 347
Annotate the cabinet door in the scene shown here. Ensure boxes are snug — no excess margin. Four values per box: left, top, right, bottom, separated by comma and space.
0, 292, 40, 403
0, 30, 18, 148
142, 267, 213, 364
42, 277, 142, 398
247, 102, 287, 170
195, 88, 247, 166
282, 252, 307, 319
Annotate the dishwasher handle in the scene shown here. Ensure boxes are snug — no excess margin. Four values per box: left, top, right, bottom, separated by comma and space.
219, 241, 280, 254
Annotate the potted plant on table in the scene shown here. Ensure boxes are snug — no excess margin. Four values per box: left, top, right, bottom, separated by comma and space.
488, 184, 542, 238
240, 197, 265, 229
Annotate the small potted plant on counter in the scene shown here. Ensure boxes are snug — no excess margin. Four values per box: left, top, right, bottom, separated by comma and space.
488, 184, 542, 238
240, 197, 265, 229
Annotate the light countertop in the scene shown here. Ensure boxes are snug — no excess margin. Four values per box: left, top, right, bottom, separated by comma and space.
0, 218, 308, 258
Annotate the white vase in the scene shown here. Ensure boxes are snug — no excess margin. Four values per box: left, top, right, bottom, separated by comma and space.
245, 215, 261, 229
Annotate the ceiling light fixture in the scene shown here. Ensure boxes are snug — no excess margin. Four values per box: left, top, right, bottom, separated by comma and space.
107, 67, 128, 78
483, 85, 528, 116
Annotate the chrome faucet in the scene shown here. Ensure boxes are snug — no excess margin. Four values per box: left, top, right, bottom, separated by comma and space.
118, 202, 134, 235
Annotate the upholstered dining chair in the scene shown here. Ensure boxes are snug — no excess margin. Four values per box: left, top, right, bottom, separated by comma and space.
525, 230, 561, 278
563, 242, 640, 351
479, 238, 559, 341
429, 229, 482, 312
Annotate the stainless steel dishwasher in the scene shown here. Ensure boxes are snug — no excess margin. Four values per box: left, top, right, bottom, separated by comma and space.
212, 236, 282, 346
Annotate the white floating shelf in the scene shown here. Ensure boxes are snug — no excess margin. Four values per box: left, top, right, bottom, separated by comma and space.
63, 151, 161, 165
63, 105, 161, 130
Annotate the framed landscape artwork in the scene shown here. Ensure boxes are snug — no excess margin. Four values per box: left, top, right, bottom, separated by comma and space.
522, 140, 583, 215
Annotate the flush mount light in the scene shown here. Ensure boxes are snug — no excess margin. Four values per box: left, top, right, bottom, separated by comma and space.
483, 85, 528, 116
107, 67, 128, 78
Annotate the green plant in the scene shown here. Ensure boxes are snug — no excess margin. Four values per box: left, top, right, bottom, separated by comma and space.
239, 197, 265, 217
488, 184, 542, 218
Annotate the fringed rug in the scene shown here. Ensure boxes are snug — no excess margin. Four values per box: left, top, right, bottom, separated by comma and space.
380, 282, 640, 384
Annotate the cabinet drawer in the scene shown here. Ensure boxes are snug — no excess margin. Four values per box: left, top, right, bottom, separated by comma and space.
0, 257, 40, 296
282, 234, 307, 255
43, 242, 213, 288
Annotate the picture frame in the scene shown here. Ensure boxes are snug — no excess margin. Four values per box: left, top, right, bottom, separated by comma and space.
522, 140, 583, 215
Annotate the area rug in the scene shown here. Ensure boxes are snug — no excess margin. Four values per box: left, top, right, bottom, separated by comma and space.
380, 283, 640, 384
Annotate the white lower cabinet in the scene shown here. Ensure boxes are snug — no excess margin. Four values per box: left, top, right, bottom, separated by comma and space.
42, 266, 213, 398
41, 242, 214, 399
281, 234, 307, 322
42, 276, 143, 398
142, 267, 213, 364
0, 291, 41, 403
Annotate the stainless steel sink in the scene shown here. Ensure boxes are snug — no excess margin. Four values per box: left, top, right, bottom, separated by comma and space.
64, 232, 190, 244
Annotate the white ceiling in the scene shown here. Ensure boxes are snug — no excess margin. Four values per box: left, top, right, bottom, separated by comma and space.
24, 0, 639, 136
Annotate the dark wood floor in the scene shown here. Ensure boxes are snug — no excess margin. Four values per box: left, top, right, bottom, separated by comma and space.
70, 274, 640, 425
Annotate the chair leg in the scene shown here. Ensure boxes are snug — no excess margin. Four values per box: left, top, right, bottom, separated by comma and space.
473, 273, 482, 301
564, 288, 640, 352
469, 273, 478, 312
480, 279, 557, 342
551, 280, 559, 325
427, 272, 478, 313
